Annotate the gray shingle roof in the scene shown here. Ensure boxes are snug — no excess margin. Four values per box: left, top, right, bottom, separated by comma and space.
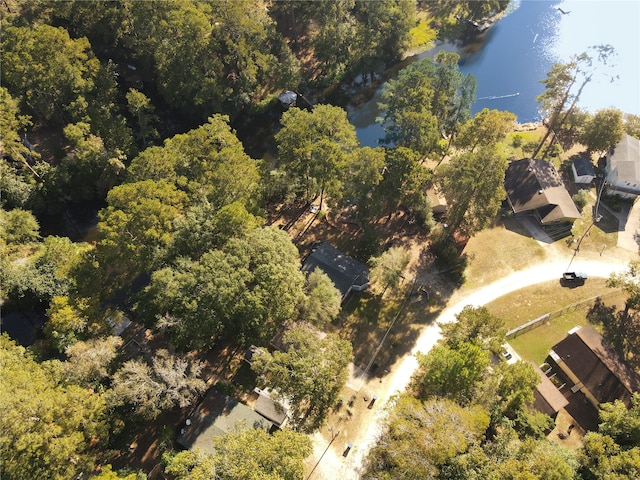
177, 390, 273, 454
302, 242, 369, 299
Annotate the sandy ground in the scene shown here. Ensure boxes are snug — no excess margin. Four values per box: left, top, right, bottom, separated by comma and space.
305, 256, 630, 480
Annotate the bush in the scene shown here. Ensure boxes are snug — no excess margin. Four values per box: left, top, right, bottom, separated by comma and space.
572, 189, 590, 211
511, 134, 524, 148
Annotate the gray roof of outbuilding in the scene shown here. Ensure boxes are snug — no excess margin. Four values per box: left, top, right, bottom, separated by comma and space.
532, 362, 569, 416
302, 242, 369, 298
573, 157, 595, 177
177, 390, 272, 454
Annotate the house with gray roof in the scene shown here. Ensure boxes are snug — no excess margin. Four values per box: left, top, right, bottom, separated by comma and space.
177, 390, 273, 454
302, 242, 369, 302
605, 134, 640, 199
504, 158, 581, 228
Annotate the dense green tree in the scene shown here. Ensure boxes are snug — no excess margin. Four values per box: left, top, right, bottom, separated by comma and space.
1, 235, 88, 309
0, 87, 38, 169
127, 115, 260, 211
170, 200, 262, 261
431, 51, 476, 141
1, 24, 100, 125
413, 342, 490, 404
96, 179, 188, 281
492, 361, 540, 421
251, 325, 353, 432
352, 0, 416, 72
455, 108, 517, 152
58, 122, 126, 203
436, 147, 507, 236
624, 114, 640, 139
379, 58, 440, 154
363, 395, 489, 479
0, 334, 109, 480
303, 269, 342, 327
607, 259, 640, 321
342, 146, 386, 217
0, 24, 131, 151
439, 305, 506, 354
368, 246, 410, 296
164, 428, 312, 480
0, 207, 39, 246
309, 0, 357, 83
580, 432, 640, 480
372, 147, 433, 223
89, 464, 144, 480
275, 105, 359, 204
44, 295, 88, 352
141, 227, 305, 348
121, 0, 298, 119
126, 88, 158, 147
379, 52, 476, 157
479, 434, 578, 480
0, 158, 35, 209
107, 349, 206, 420
598, 393, 640, 447
580, 108, 625, 155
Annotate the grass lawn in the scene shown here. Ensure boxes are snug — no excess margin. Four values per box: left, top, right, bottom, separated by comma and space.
509, 311, 590, 366
461, 218, 548, 290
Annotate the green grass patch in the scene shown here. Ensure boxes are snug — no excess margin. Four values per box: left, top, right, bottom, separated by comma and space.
509, 312, 589, 366
484, 278, 621, 330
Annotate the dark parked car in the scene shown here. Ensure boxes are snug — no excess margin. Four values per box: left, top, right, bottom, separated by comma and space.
560, 271, 587, 287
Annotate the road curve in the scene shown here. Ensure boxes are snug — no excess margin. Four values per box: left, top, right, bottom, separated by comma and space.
324, 259, 628, 480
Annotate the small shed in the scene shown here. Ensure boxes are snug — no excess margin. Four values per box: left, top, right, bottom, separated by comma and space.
571, 157, 596, 184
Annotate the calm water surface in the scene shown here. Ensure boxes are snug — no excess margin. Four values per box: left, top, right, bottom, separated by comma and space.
350, 0, 640, 147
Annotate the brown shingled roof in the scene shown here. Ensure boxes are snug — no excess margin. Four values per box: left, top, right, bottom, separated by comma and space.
551, 325, 640, 406
504, 158, 581, 223
532, 362, 569, 416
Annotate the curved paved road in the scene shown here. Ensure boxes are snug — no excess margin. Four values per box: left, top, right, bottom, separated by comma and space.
314, 258, 628, 480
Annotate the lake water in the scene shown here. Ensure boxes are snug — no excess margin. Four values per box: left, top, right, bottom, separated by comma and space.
349, 0, 640, 147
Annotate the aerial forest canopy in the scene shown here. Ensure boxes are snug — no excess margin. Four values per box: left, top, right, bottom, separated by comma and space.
6, 1, 640, 479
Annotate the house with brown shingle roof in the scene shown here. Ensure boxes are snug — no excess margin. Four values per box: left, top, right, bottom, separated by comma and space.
504, 158, 581, 227
549, 325, 640, 410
